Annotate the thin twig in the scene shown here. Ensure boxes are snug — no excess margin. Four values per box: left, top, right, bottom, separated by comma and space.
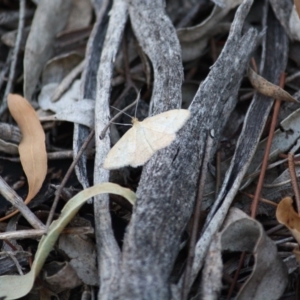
226, 252, 246, 300
210, 38, 218, 63
0, 226, 93, 240
0, 0, 25, 117
215, 149, 221, 197
288, 152, 300, 214
45, 129, 95, 230
239, 91, 254, 101
251, 57, 258, 72
286, 70, 300, 83
181, 129, 214, 300
3, 239, 17, 251
250, 73, 286, 217
0, 177, 45, 230
7, 252, 24, 275
244, 154, 300, 180
266, 224, 284, 235
274, 237, 295, 245
242, 192, 277, 207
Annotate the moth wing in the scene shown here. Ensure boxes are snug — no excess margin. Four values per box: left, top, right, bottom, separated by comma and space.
130, 122, 156, 167
141, 109, 190, 134
103, 109, 190, 169
103, 127, 137, 170
140, 126, 176, 152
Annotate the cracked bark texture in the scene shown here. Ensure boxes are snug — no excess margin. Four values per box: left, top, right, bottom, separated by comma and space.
188, 3, 289, 291
113, 0, 260, 299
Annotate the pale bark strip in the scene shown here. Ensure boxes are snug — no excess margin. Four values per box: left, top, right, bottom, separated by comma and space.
93, 0, 128, 299
118, 0, 259, 298
129, 0, 184, 114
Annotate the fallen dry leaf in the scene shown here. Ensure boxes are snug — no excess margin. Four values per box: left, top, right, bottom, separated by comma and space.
248, 68, 297, 102
38, 81, 94, 128
0, 94, 47, 221
44, 261, 82, 293
24, 0, 72, 101
58, 234, 98, 285
276, 197, 300, 245
199, 207, 288, 299
218, 208, 287, 300
64, 0, 92, 31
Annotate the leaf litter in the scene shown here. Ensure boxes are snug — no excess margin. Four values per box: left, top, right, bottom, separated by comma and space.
1, 0, 300, 299
0, 94, 47, 222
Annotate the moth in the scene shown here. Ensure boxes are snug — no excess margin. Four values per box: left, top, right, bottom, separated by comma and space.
103, 109, 190, 170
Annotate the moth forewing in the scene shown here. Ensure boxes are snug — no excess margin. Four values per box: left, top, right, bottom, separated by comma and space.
140, 109, 190, 134
103, 124, 137, 169
139, 126, 176, 152
103, 109, 191, 170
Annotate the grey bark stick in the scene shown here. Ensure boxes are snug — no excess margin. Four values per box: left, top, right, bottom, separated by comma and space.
116, 0, 259, 299
93, 0, 128, 299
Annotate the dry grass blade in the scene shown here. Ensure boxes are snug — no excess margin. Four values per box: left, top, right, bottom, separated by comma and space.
0, 182, 136, 300
248, 67, 297, 102
0, 94, 47, 221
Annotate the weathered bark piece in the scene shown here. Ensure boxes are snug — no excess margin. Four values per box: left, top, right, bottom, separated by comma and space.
177, 0, 243, 62
24, 0, 72, 101
0, 251, 31, 276
269, 0, 293, 38
73, 0, 110, 194
93, 0, 128, 299
191, 2, 288, 290
129, 0, 184, 114
117, 0, 259, 299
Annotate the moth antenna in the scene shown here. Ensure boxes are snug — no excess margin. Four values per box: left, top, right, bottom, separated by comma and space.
100, 98, 138, 139
111, 122, 132, 126
134, 90, 141, 119
110, 106, 132, 119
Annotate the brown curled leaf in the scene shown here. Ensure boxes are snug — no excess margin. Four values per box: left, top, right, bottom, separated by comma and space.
0, 94, 47, 221
248, 67, 297, 102
276, 197, 300, 245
